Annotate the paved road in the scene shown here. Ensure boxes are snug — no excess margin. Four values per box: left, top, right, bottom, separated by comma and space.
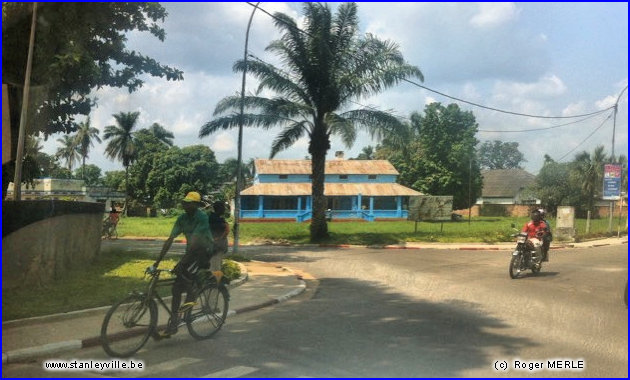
3, 244, 627, 377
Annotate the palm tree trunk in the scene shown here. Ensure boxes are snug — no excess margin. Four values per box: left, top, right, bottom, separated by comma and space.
309, 122, 330, 242
310, 149, 328, 242
124, 165, 129, 217
82, 155, 86, 180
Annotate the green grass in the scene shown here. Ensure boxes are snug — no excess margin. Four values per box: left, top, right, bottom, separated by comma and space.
117, 215, 627, 245
3, 249, 240, 321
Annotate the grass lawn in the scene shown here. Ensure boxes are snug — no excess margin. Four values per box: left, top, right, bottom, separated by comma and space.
116, 215, 626, 245
2, 248, 241, 321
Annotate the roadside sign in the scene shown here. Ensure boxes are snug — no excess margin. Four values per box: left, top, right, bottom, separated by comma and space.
408, 195, 453, 222
603, 164, 622, 200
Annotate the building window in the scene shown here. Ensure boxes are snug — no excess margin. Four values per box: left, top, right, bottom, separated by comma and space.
339, 175, 348, 180
279, 175, 288, 180
368, 175, 377, 180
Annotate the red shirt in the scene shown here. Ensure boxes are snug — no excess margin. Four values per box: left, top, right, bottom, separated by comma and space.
522, 220, 547, 239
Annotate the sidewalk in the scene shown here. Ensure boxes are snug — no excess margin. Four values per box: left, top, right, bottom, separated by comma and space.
2, 261, 307, 364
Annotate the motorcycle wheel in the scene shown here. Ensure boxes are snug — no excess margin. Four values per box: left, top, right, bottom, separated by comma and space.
509, 255, 522, 279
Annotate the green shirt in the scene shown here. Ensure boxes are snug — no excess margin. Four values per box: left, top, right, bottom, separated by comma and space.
169, 209, 213, 253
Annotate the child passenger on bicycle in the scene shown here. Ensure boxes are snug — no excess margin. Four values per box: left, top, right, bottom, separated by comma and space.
150, 191, 214, 337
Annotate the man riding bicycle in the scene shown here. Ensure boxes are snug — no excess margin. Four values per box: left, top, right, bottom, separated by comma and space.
150, 191, 214, 337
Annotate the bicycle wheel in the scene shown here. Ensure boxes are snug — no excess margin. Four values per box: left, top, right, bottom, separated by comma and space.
186, 285, 229, 340
101, 294, 157, 357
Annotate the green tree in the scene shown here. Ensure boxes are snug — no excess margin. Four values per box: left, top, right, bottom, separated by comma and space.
478, 140, 526, 169
570, 145, 606, 214
145, 123, 175, 147
74, 164, 102, 186
55, 135, 80, 171
74, 117, 102, 179
103, 111, 141, 210
145, 145, 221, 208
200, 3, 423, 241
353, 146, 375, 160
2, 3, 183, 139
103, 170, 125, 192
127, 128, 172, 205
530, 158, 575, 215
377, 104, 482, 210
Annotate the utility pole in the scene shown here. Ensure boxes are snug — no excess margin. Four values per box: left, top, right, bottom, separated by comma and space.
608, 85, 627, 234
12, 3, 38, 201
234, 2, 260, 254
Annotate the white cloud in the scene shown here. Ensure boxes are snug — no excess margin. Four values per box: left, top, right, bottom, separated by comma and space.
470, 3, 520, 28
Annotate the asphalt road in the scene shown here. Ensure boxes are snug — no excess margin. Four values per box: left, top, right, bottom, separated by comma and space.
3, 244, 627, 378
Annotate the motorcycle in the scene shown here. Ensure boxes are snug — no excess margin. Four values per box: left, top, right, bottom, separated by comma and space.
509, 228, 542, 279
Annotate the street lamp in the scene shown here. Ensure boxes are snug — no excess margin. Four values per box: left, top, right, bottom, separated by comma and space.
233, 2, 260, 254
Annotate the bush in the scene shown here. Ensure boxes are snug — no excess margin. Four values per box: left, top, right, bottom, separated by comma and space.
221, 259, 241, 281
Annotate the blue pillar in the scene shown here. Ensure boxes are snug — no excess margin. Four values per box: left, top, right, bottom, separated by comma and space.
369, 197, 374, 212
357, 193, 362, 218
258, 196, 264, 217
396, 196, 402, 217
297, 196, 302, 219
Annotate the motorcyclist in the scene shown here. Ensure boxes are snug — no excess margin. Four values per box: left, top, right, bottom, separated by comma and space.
522, 209, 550, 262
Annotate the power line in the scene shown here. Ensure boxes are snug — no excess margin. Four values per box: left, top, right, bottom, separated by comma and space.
478, 112, 606, 133
556, 111, 613, 162
245, 2, 615, 121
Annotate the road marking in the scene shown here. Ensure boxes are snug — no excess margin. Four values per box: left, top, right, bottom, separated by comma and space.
202, 366, 258, 378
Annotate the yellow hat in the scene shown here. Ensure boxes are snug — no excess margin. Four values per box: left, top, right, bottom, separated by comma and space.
182, 191, 202, 203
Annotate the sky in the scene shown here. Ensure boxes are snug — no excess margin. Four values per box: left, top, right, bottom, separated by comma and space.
41, 2, 629, 175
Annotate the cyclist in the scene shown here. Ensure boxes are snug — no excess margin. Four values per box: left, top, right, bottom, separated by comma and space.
150, 191, 214, 337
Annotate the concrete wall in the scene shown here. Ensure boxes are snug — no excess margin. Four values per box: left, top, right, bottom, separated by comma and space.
2, 201, 103, 289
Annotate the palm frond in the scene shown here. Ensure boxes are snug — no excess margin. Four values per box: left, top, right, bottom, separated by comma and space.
326, 113, 356, 148
270, 121, 309, 158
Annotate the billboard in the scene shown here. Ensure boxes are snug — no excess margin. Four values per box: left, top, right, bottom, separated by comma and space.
408, 195, 453, 222
603, 164, 622, 201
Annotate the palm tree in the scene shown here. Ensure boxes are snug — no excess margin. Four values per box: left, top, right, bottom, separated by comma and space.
200, 3, 423, 241
74, 117, 102, 179
147, 122, 174, 146
573, 145, 606, 213
56, 135, 80, 171
103, 111, 141, 213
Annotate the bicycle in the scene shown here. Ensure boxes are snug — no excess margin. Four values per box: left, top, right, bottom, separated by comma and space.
100, 267, 229, 357
101, 219, 119, 240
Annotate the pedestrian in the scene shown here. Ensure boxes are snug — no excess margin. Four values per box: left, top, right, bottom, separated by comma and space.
208, 201, 229, 272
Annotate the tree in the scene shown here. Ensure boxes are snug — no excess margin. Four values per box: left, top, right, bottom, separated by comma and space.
2, 3, 183, 139
353, 146, 375, 160
103, 111, 141, 210
145, 145, 221, 208
200, 2, 423, 241
530, 158, 576, 215
74, 117, 101, 179
145, 123, 175, 147
478, 140, 526, 169
103, 170, 126, 192
55, 135, 80, 171
377, 104, 482, 210
74, 164, 102, 186
570, 145, 606, 214
2, 3, 182, 197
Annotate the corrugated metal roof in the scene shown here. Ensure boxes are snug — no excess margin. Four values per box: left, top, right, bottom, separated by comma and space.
255, 159, 399, 175
241, 183, 422, 196
481, 169, 536, 197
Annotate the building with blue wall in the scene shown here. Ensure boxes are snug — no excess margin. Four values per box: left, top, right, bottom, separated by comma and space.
240, 158, 422, 221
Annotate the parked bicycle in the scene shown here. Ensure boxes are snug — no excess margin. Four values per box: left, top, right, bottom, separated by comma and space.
100, 267, 229, 357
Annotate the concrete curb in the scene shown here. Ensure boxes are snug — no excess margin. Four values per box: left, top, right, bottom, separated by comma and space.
2, 263, 307, 365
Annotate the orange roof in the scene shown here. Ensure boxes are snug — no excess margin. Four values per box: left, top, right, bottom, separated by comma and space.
241, 183, 422, 196
255, 159, 399, 175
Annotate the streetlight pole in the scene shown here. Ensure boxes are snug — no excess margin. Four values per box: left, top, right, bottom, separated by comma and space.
611, 85, 628, 159
233, 2, 260, 254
